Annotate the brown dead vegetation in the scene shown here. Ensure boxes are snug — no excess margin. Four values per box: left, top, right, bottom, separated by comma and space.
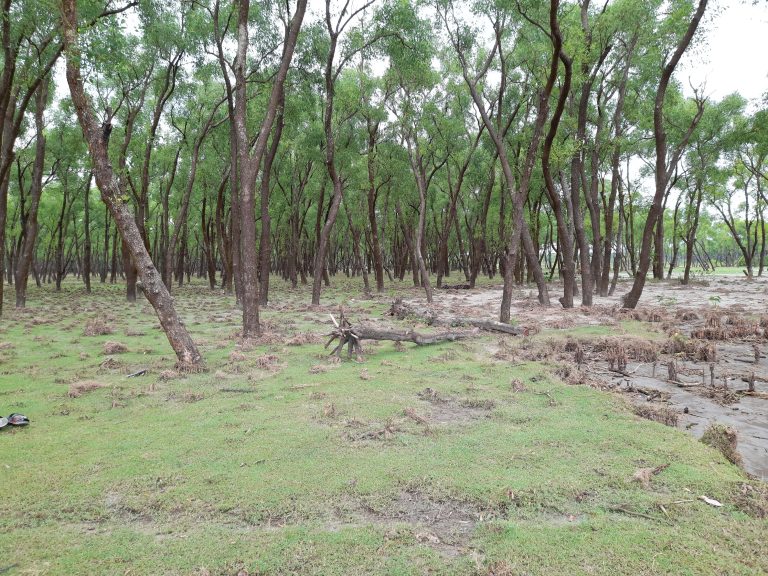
68, 380, 106, 398
284, 332, 321, 346
102, 341, 128, 355
83, 318, 113, 336
632, 403, 679, 427
701, 424, 742, 466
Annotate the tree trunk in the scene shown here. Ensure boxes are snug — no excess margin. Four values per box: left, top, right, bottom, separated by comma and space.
62, 0, 202, 364
14, 77, 49, 307
623, 0, 708, 308
83, 172, 92, 292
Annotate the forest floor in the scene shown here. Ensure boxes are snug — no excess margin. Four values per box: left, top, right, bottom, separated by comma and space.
0, 274, 766, 575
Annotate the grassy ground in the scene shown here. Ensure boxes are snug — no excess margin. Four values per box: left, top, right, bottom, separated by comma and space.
0, 278, 766, 575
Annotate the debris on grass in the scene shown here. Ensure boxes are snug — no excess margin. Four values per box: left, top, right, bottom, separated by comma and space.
229, 351, 247, 362
403, 407, 429, 425
103, 341, 128, 355
733, 483, 768, 518
284, 332, 320, 346
255, 354, 281, 371
511, 379, 527, 393
459, 398, 495, 410
632, 403, 678, 427
68, 380, 106, 398
701, 424, 743, 466
84, 319, 113, 336
182, 391, 205, 403
632, 463, 669, 489
699, 495, 723, 507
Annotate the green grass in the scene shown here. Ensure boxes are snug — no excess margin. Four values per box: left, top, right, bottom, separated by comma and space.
0, 278, 766, 575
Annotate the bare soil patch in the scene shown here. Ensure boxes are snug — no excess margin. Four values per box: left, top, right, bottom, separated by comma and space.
413, 276, 768, 479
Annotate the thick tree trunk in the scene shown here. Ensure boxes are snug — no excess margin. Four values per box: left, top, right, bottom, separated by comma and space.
233, 0, 306, 334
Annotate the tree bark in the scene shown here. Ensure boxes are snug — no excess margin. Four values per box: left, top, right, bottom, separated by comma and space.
622, 0, 708, 308
62, 0, 202, 364
233, 0, 307, 335
14, 77, 50, 307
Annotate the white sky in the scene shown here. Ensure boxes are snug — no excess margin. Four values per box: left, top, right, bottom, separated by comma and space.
678, 0, 768, 102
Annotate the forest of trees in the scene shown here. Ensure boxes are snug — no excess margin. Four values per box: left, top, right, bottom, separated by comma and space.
2, 0, 768, 364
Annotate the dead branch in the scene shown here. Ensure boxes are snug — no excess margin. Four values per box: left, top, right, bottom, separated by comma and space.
325, 310, 475, 358
388, 298, 526, 335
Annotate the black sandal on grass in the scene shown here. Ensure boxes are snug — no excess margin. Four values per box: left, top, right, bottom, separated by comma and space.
7, 413, 29, 426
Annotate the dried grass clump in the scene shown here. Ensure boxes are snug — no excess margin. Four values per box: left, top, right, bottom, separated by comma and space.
84, 319, 114, 336
229, 351, 247, 362
182, 391, 205, 403
690, 326, 728, 340
158, 370, 180, 381
459, 398, 495, 410
285, 332, 321, 346
705, 312, 722, 328
255, 353, 281, 371
733, 483, 768, 518
727, 320, 760, 339
606, 342, 627, 371
103, 341, 128, 355
676, 310, 700, 321
68, 380, 106, 398
664, 335, 716, 361
632, 403, 678, 427
701, 423, 742, 466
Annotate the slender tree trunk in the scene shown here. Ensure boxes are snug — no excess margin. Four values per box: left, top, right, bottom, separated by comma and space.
62, 0, 202, 364
623, 0, 708, 308
258, 104, 284, 305
14, 77, 49, 307
83, 173, 92, 292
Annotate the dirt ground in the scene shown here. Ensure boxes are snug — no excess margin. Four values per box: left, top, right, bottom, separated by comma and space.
408, 275, 768, 480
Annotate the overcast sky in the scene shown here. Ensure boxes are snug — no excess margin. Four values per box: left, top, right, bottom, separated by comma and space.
678, 0, 768, 102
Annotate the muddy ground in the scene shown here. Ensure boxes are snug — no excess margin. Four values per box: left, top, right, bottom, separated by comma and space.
406, 276, 768, 480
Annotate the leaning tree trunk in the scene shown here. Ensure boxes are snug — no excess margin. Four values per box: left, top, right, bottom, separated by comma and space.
62, 0, 202, 364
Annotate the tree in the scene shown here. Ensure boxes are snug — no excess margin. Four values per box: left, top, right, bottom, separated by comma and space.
61, 0, 202, 365
622, 0, 708, 309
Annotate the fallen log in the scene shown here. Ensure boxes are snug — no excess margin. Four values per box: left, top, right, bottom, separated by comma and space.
388, 298, 525, 335
325, 312, 475, 358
